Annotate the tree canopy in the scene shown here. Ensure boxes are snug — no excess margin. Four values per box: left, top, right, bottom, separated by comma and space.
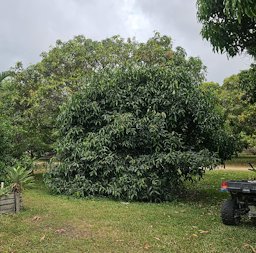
45, 55, 236, 201
220, 66, 256, 153
197, 0, 256, 57
0, 33, 196, 156
0, 71, 12, 84
0, 33, 205, 157
0, 32, 244, 201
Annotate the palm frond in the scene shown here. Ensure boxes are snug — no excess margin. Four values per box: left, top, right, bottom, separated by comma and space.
6, 166, 35, 192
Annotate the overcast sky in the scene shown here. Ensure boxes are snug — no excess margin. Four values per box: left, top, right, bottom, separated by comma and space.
0, 0, 253, 84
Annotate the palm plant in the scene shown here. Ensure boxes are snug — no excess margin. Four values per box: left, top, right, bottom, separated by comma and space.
6, 166, 35, 192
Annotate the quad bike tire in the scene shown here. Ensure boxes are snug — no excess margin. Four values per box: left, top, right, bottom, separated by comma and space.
221, 199, 241, 225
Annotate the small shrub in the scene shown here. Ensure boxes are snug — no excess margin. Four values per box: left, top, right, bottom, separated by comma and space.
6, 166, 34, 193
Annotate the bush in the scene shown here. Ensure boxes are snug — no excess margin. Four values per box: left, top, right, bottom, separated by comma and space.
45, 63, 236, 201
0, 118, 13, 181
6, 166, 34, 192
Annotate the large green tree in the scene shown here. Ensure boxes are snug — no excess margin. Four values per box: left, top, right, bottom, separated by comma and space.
239, 64, 256, 103
0, 116, 14, 180
2, 33, 205, 157
197, 0, 256, 57
220, 66, 256, 153
0, 72, 16, 179
45, 56, 236, 201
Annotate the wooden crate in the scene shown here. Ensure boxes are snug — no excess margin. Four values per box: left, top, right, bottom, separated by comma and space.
0, 192, 22, 214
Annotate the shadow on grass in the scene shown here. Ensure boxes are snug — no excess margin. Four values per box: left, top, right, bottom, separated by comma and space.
31, 173, 51, 194
239, 219, 256, 228
177, 187, 227, 207
31, 170, 252, 212
32, 171, 227, 206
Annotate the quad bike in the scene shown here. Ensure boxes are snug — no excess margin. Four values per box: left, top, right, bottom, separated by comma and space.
221, 163, 256, 225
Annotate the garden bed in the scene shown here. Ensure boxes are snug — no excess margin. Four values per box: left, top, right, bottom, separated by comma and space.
0, 192, 22, 214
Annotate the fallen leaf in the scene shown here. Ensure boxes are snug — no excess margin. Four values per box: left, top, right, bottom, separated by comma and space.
199, 230, 209, 234
243, 244, 256, 253
32, 216, 41, 221
191, 234, 198, 238
40, 235, 45, 242
192, 226, 198, 229
143, 243, 151, 250
55, 228, 66, 234
154, 237, 161, 241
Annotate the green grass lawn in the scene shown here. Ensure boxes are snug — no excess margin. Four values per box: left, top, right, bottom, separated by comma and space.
226, 154, 256, 166
1, 170, 256, 253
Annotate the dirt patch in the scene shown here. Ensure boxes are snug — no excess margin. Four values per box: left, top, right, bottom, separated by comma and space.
53, 224, 93, 239
217, 164, 251, 171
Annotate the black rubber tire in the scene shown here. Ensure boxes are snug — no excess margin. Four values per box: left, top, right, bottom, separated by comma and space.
221, 199, 241, 225
250, 217, 256, 225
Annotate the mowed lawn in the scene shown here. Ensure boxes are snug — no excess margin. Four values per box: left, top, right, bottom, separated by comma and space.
1, 170, 256, 253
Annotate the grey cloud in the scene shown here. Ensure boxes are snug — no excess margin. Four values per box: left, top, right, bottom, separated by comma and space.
0, 0, 253, 84
135, 0, 253, 83
0, 0, 127, 70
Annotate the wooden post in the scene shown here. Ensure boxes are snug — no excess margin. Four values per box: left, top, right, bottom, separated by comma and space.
14, 192, 21, 213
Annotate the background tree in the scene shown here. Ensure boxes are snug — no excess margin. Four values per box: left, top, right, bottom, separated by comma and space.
197, 0, 256, 57
199, 81, 225, 122
239, 64, 256, 103
0, 71, 12, 84
197, 0, 256, 153
0, 117, 14, 180
200, 82, 222, 105
2, 33, 205, 158
220, 67, 256, 153
45, 58, 236, 201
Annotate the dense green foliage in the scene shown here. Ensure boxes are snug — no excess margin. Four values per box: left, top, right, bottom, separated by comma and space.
1, 32, 247, 201
220, 66, 256, 153
197, 0, 256, 152
45, 60, 236, 201
0, 71, 15, 177
200, 65, 256, 154
0, 70, 12, 84
197, 0, 256, 57
0, 117, 13, 180
0, 33, 197, 158
239, 64, 256, 103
